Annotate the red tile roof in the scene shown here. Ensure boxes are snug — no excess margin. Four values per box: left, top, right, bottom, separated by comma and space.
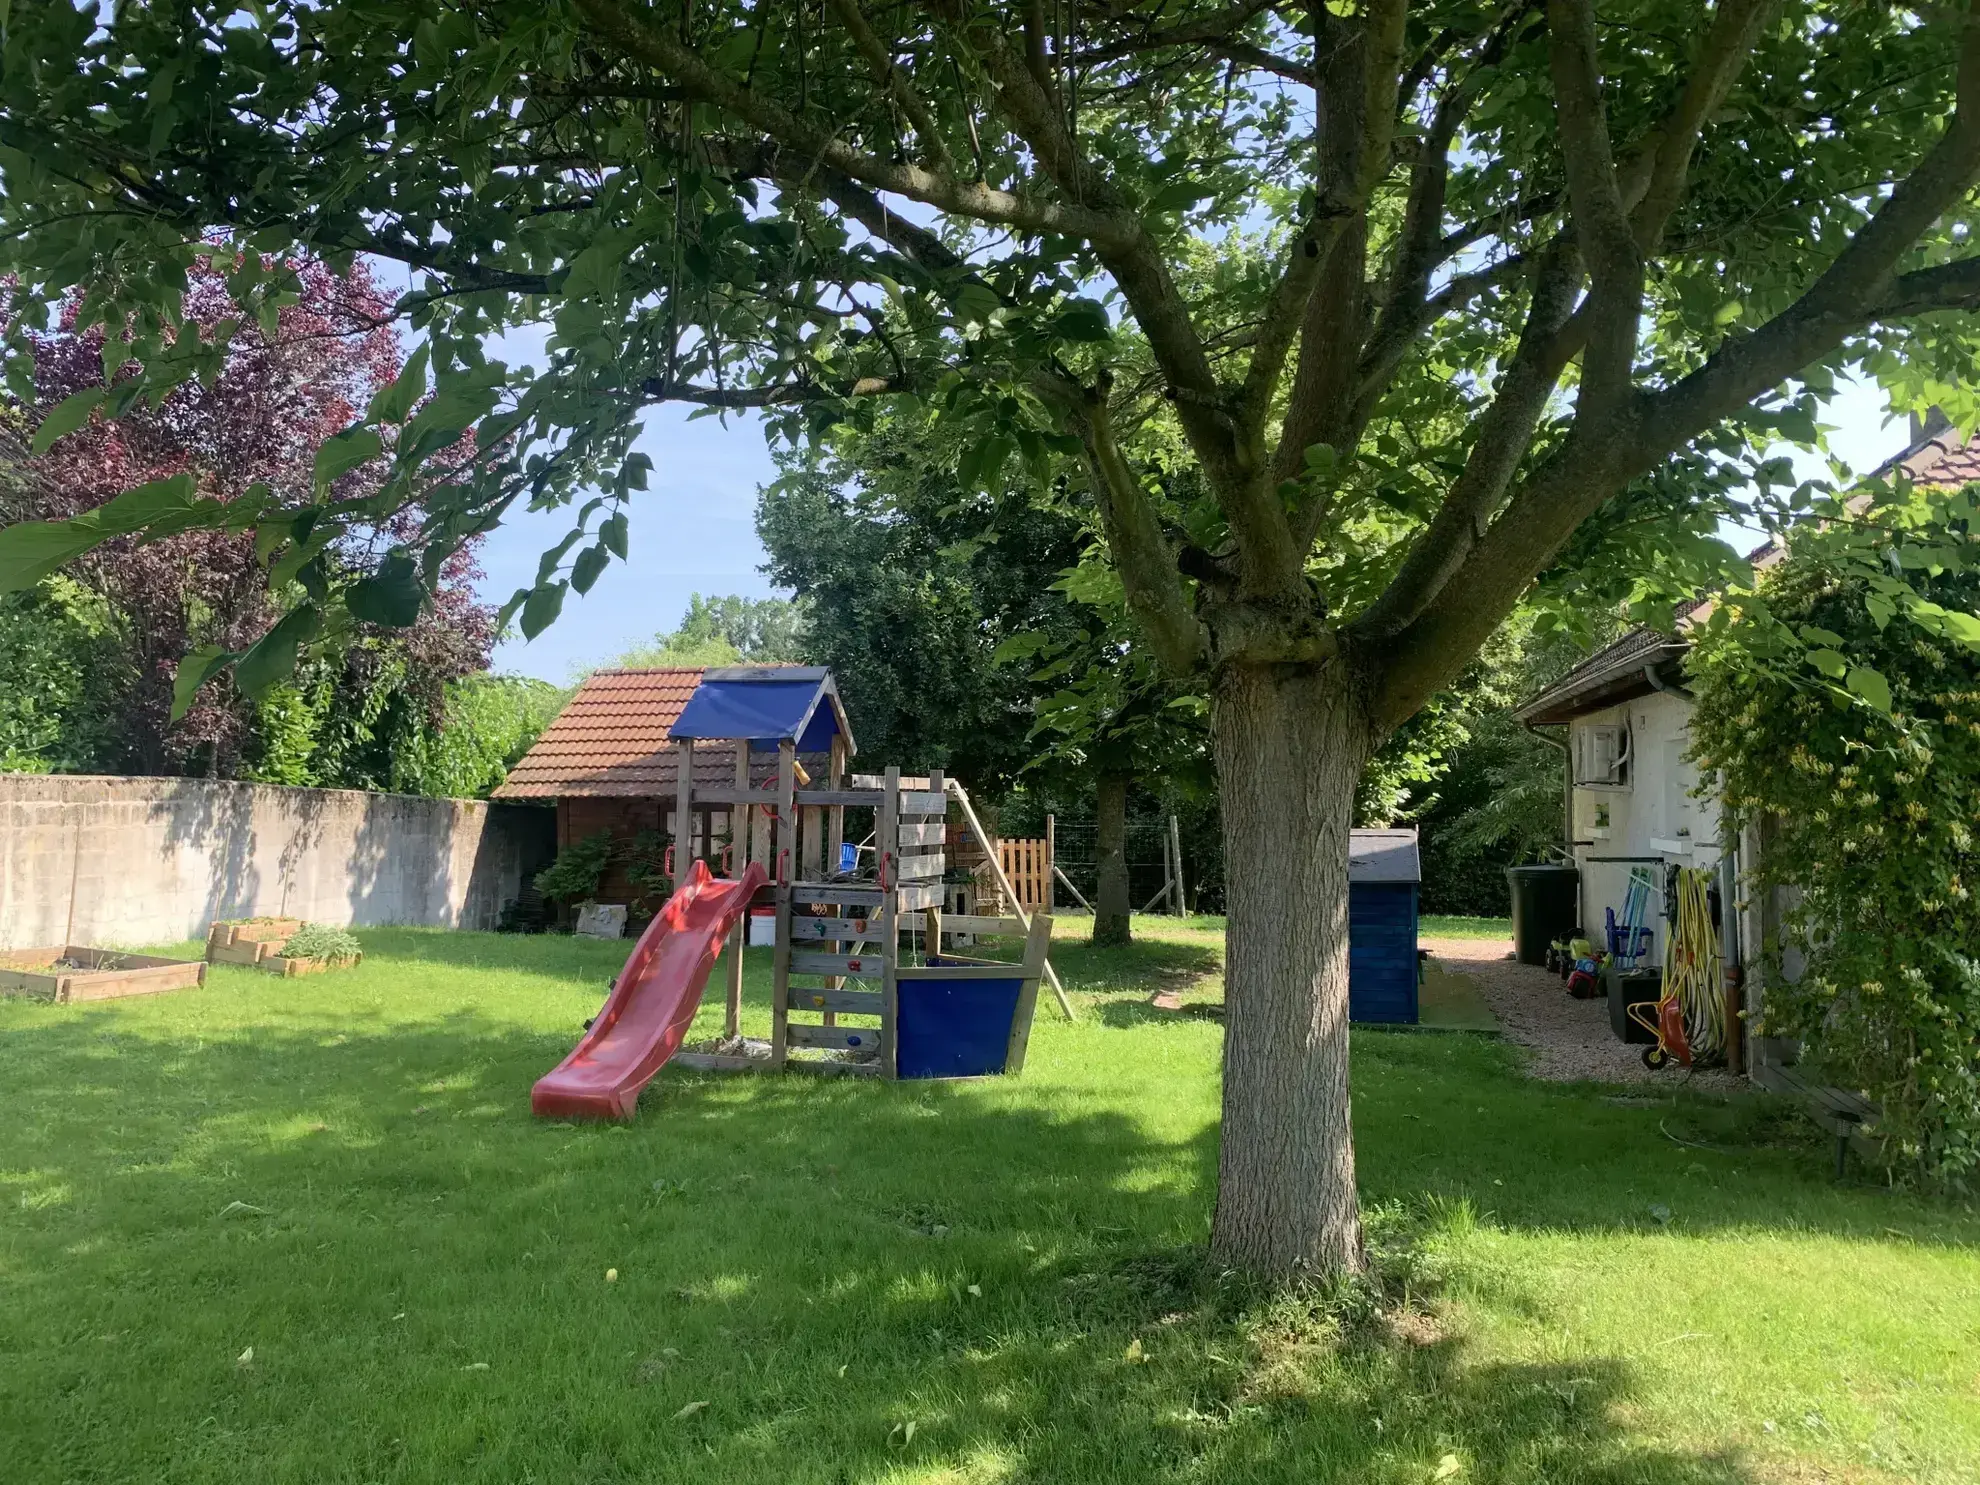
492, 669, 759, 800
1901, 421, 1980, 488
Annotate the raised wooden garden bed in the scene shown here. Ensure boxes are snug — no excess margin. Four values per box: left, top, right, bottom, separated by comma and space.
206, 918, 305, 967
268, 951, 363, 977
0, 946, 207, 1003
206, 919, 361, 976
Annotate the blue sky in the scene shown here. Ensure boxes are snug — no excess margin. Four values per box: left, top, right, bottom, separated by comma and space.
479, 405, 779, 681
475, 373, 1921, 683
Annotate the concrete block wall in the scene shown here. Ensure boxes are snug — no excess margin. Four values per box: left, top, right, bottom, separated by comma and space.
0, 774, 556, 948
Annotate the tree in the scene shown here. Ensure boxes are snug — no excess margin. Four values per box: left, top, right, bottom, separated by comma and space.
4, 255, 495, 779
762, 421, 1212, 945
614, 592, 808, 668
6, 2, 1980, 1277
760, 439, 1088, 780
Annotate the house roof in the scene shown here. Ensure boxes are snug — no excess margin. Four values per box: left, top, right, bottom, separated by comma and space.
1516, 419, 1980, 725
1349, 828, 1421, 884
492, 668, 751, 800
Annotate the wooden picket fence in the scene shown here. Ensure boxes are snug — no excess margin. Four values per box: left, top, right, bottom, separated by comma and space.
997, 838, 1053, 913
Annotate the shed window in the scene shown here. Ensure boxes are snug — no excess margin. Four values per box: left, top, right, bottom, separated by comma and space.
1574, 724, 1631, 788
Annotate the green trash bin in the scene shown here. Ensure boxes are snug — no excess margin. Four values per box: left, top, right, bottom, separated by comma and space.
1506, 863, 1579, 966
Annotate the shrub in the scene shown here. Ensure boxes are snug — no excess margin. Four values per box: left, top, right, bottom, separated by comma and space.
1691, 556, 1980, 1187
283, 923, 362, 963
534, 831, 614, 904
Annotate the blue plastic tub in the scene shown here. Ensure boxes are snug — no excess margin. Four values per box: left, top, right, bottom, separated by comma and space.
894, 971, 1023, 1079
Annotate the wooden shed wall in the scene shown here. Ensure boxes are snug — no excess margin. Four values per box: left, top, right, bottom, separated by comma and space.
1348, 881, 1420, 1025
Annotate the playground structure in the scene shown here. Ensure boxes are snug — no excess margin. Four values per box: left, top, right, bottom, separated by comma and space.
531, 668, 1062, 1118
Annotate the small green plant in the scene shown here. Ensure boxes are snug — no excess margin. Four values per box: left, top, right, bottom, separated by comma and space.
621, 829, 673, 903
282, 923, 362, 963
534, 831, 614, 904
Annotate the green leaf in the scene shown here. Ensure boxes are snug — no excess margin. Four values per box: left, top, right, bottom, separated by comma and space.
1052, 299, 1112, 342
600, 511, 629, 559
571, 542, 610, 595
520, 581, 566, 639
234, 605, 323, 701
1865, 593, 1896, 630
31, 386, 105, 453
171, 644, 236, 721
314, 426, 383, 489
346, 550, 425, 627
1846, 664, 1892, 713
83, 472, 201, 539
367, 343, 429, 425
535, 528, 584, 584
496, 586, 531, 633
1148, 181, 1215, 214
1806, 648, 1847, 678
992, 631, 1051, 665
0, 520, 103, 594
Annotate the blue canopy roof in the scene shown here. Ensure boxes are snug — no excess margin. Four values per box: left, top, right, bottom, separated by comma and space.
667, 667, 853, 753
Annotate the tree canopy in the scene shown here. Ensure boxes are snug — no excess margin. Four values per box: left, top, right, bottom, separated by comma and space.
6, 0, 1980, 1276
612, 591, 808, 668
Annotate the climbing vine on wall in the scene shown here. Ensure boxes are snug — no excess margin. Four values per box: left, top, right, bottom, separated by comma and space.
1691, 549, 1980, 1188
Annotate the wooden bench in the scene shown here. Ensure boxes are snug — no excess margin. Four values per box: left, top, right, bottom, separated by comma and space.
1751, 1058, 1880, 1178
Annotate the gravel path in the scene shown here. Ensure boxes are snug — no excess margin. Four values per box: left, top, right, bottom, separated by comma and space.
1422, 936, 1739, 1090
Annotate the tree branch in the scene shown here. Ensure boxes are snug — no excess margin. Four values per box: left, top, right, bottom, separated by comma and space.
1348, 237, 1582, 639
1072, 3, 1313, 86
1877, 253, 1980, 316
919, 0, 1291, 570
569, 0, 1129, 246
1368, 2, 1980, 726
638, 375, 903, 408
822, 0, 955, 172
1545, 0, 1641, 407
1277, 4, 1533, 497
1063, 377, 1209, 673
1246, 0, 1408, 518
1617, 0, 1777, 252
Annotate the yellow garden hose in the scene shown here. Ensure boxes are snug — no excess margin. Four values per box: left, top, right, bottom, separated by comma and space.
1660, 867, 1724, 1061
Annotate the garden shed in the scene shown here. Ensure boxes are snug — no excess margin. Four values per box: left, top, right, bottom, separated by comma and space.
1349, 828, 1421, 1025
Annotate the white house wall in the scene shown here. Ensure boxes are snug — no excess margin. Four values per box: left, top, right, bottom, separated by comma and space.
1569, 689, 1722, 964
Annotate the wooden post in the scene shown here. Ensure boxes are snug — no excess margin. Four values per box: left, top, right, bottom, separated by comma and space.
879, 765, 902, 1077
947, 780, 1075, 1020
826, 735, 848, 875
923, 905, 943, 967
1168, 813, 1188, 918
818, 735, 851, 1028
767, 740, 798, 1068
1004, 912, 1054, 1074
725, 738, 750, 1040
1045, 814, 1056, 912
671, 739, 695, 897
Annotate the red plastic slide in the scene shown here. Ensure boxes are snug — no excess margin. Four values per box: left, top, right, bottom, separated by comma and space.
531, 859, 769, 1121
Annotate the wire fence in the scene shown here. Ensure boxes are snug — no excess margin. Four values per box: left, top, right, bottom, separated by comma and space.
1048, 817, 1189, 914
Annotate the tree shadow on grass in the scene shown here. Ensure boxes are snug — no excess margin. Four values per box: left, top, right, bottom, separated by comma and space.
0, 998, 1779, 1485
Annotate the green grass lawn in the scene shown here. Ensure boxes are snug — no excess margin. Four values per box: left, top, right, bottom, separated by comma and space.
3, 916, 1975, 1484
1419, 914, 1515, 940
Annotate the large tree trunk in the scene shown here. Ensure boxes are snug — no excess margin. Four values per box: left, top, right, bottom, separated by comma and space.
1092, 771, 1132, 947
1209, 661, 1372, 1277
